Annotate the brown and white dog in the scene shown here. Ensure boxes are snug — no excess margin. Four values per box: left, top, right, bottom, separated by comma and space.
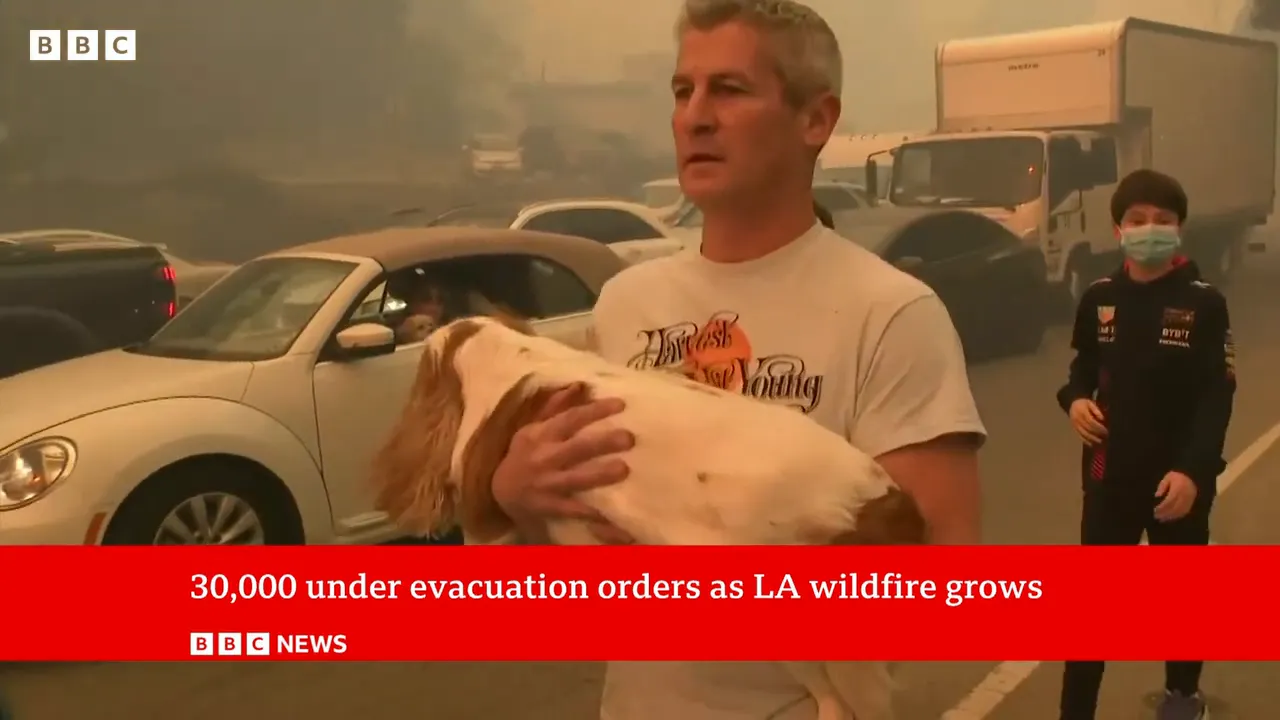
372, 314, 925, 720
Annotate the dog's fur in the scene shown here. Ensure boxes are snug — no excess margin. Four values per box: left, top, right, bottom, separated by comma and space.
371, 314, 926, 720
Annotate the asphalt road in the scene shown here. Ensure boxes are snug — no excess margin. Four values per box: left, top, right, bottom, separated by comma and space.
4, 251, 1280, 720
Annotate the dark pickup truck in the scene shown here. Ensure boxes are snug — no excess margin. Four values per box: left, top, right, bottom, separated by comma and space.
0, 235, 177, 379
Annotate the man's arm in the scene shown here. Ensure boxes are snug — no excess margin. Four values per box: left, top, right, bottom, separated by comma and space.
1171, 292, 1236, 491
849, 294, 985, 545
1055, 289, 1099, 413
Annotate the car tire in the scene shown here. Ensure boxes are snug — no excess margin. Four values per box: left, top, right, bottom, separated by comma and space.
101, 459, 303, 546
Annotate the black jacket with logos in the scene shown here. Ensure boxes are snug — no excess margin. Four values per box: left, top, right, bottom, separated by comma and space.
1056, 259, 1235, 494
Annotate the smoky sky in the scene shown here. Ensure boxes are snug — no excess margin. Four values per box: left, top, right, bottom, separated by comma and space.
0, 0, 1264, 180
511, 0, 1256, 130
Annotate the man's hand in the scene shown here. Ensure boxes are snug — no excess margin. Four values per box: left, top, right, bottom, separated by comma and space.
491, 383, 636, 544
1154, 471, 1197, 522
1068, 398, 1107, 445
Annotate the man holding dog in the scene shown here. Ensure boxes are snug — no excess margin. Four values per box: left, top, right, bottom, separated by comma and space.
487, 0, 984, 717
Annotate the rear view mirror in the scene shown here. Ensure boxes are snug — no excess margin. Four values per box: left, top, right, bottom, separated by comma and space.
334, 322, 395, 359
864, 160, 879, 200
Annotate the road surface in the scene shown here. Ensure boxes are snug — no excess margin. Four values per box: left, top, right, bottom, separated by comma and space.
4, 252, 1279, 720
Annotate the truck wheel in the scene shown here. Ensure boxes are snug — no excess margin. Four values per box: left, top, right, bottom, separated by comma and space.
102, 459, 303, 546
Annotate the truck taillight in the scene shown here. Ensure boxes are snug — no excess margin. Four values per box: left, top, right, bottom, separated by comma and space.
157, 264, 176, 283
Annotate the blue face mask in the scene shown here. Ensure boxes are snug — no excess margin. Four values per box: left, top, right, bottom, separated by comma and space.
1120, 224, 1181, 266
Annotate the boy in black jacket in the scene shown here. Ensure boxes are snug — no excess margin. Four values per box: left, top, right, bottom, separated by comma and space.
1056, 169, 1235, 720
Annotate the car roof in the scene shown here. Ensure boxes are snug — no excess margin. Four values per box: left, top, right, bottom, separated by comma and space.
0, 228, 140, 244
276, 226, 626, 287
522, 197, 655, 212
0, 228, 154, 253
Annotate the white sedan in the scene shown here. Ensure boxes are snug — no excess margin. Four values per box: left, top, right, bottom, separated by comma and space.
0, 226, 626, 545
414, 198, 689, 265
0, 229, 234, 305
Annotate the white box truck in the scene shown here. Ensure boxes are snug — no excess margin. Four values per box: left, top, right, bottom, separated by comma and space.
867, 18, 1277, 298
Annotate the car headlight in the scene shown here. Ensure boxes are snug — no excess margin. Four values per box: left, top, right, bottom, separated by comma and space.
0, 438, 77, 510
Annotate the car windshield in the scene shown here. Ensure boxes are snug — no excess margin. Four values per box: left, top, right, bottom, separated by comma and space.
129, 257, 355, 361
891, 137, 1044, 209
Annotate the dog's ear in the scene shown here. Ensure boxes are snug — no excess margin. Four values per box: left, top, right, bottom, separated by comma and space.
370, 320, 483, 536
455, 375, 564, 543
833, 488, 928, 545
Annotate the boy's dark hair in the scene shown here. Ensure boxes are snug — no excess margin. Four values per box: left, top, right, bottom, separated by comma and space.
1109, 169, 1188, 225
814, 200, 835, 229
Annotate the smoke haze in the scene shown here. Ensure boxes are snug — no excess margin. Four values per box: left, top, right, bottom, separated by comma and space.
507, 0, 1251, 128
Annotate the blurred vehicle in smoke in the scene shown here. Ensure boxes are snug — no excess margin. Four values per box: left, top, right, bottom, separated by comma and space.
666, 180, 873, 242
464, 133, 523, 177
402, 197, 688, 265
1249, 0, 1280, 29
518, 125, 566, 175
0, 226, 626, 545
834, 208, 1048, 360
0, 229, 233, 306
0, 233, 176, 379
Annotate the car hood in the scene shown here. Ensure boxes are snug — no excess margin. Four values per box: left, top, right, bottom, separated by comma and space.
0, 349, 253, 447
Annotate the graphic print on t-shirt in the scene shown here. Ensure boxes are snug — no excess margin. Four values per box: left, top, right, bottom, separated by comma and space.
625, 310, 825, 413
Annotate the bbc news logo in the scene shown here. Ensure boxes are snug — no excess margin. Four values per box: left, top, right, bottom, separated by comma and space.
189, 632, 348, 657
29, 30, 136, 62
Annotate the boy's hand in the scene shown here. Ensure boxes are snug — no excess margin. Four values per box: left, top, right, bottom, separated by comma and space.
1154, 471, 1197, 522
1068, 399, 1107, 445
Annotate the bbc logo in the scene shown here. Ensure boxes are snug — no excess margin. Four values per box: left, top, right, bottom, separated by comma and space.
189, 632, 271, 657
29, 30, 136, 61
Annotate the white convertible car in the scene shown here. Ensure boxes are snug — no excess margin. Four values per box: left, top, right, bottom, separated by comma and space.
411, 198, 688, 266
0, 227, 626, 545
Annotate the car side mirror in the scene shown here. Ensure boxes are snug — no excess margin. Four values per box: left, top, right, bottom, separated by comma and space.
893, 255, 924, 272
865, 159, 879, 200
334, 322, 396, 359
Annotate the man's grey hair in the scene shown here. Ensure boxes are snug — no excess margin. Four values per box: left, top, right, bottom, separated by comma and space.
676, 0, 843, 105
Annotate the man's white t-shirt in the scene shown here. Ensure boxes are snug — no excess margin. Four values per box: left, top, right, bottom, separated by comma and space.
591, 224, 986, 720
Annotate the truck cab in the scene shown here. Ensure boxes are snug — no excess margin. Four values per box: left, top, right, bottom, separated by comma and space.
882, 129, 1117, 300
876, 18, 1276, 300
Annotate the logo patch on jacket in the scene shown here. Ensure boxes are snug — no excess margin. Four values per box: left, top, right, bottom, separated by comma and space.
1096, 305, 1116, 343
1159, 308, 1194, 348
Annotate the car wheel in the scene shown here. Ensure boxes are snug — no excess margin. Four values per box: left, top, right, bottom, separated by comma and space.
102, 460, 303, 545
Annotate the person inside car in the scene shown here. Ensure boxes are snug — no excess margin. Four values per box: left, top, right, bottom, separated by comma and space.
392, 272, 454, 344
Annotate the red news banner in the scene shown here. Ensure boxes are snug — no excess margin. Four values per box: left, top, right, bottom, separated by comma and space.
2, 547, 1277, 661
